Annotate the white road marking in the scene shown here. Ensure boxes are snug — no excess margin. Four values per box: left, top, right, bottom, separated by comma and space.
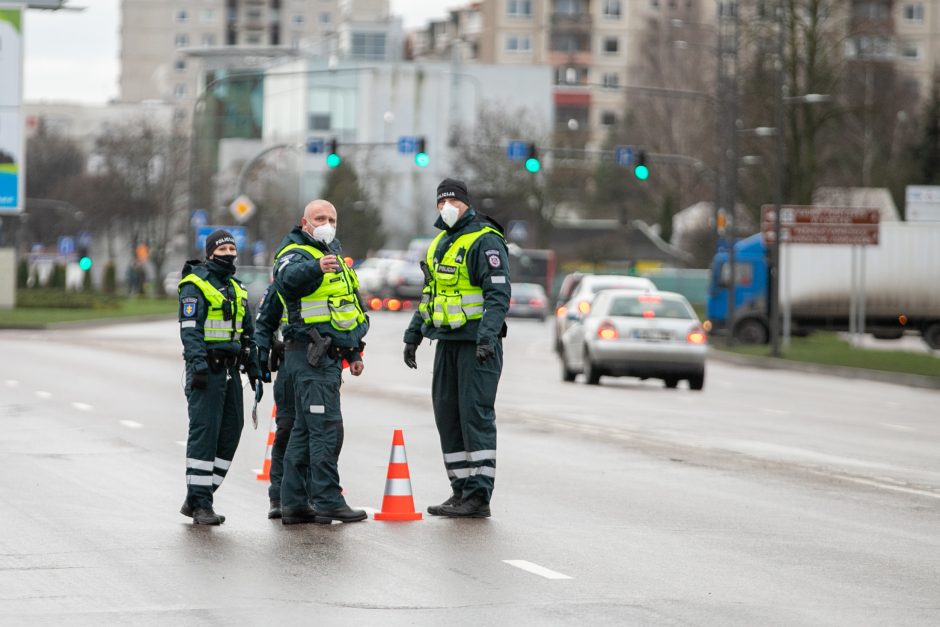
820, 472, 940, 501
5, 380, 19, 387
881, 423, 915, 432
72, 402, 93, 412
35, 391, 52, 399
503, 560, 572, 580
119, 420, 143, 429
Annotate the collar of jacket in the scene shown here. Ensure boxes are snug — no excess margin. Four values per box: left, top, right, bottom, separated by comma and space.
435, 206, 477, 233
205, 258, 235, 280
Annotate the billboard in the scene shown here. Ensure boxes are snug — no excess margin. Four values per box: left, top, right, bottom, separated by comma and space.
0, 5, 24, 214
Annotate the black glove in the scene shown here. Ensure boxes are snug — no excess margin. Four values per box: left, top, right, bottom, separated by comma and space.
191, 369, 208, 390
475, 342, 495, 365
249, 375, 264, 400
403, 343, 418, 369
257, 347, 272, 383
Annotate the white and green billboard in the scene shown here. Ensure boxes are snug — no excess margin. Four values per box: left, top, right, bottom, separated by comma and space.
0, 5, 24, 214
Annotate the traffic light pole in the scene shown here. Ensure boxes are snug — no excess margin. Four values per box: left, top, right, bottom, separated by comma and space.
769, 0, 786, 357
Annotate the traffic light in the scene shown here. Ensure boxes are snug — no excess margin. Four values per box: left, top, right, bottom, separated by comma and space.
524, 143, 540, 173
77, 245, 92, 271
326, 138, 341, 168
634, 150, 649, 180
414, 136, 429, 167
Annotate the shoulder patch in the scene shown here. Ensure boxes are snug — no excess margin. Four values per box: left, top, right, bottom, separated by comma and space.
488, 255, 501, 268
181, 297, 197, 318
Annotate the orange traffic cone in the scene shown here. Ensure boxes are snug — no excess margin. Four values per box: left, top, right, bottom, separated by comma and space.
374, 429, 422, 521
255, 404, 277, 481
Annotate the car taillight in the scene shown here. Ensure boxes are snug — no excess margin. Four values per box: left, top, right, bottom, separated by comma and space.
369, 297, 383, 310
510, 297, 517, 305
687, 326, 707, 344
387, 298, 402, 311
556, 305, 568, 317
642, 310, 656, 319
529, 298, 543, 307
578, 301, 591, 315
597, 321, 618, 340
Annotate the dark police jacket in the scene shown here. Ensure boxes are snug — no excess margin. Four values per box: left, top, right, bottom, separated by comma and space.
403, 208, 511, 346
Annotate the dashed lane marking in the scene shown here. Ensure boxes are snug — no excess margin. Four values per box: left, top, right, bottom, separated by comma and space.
72, 402, 93, 412
119, 420, 143, 429
503, 560, 572, 580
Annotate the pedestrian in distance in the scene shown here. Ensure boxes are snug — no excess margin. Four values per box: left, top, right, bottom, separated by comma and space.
253, 283, 297, 520
273, 199, 370, 525
178, 229, 264, 525
402, 178, 511, 518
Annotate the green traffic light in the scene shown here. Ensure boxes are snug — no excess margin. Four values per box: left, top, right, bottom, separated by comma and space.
415, 152, 430, 167
524, 157, 541, 173
79, 256, 93, 271
326, 153, 342, 168
634, 165, 649, 180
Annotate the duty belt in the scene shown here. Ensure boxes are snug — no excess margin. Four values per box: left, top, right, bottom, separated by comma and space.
206, 349, 239, 370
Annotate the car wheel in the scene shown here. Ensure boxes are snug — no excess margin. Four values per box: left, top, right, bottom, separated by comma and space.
583, 349, 601, 385
689, 370, 705, 391
734, 318, 768, 345
560, 348, 577, 382
923, 323, 940, 350
664, 377, 679, 389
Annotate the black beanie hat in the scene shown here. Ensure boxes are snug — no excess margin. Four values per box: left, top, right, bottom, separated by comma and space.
205, 229, 236, 257
436, 178, 470, 206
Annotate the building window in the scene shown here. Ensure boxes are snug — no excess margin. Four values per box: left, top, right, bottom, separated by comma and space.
506, 34, 532, 52
202, 33, 216, 46
556, 66, 587, 85
650, 0, 660, 8
176, 9, 188, 23
309, 113, 331, 131
554, 0, 580, 15
603, 36, 619, 54
246, 8, 262, 20
351, 32, 387, 59
319, 12, 331, 25
550, 33, 589, 52
507, 0, 532, 17
175, 59, 186, 72
174, 33, 189, 48
601, 111, 617, 126
201, 9, 215, 23
603, 0, 621, 18
292, 14, 305, 24
901, 41, 921, 60
245, 33, 262, 45
174, 83, 187, 99
602, 72, 619, 89
903, 3, 924, 23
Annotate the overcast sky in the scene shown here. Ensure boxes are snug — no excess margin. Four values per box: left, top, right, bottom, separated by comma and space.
22, 0, 461, 104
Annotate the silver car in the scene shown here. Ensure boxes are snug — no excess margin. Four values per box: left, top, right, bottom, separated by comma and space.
559, 289, 707, 390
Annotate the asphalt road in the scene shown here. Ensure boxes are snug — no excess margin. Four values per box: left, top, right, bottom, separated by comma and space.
1, 313, 938, 626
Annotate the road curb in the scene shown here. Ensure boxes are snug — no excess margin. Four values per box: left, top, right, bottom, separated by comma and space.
709, 349, 940, 391
0, 313, 174, 331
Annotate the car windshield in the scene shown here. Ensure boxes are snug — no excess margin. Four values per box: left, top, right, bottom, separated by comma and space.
608, 294, 694, 319
512, 283, 545, 298
586, 279, 650, 295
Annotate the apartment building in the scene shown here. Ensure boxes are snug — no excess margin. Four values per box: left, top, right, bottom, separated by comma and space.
894, 1, 940, 95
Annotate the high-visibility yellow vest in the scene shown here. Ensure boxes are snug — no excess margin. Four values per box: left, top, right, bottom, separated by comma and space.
419, 227, 500, 329
178, 274, 248, 342
276, 243, 365, 331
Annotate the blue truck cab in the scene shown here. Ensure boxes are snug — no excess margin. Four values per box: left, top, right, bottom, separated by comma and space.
706, 234, 771, 343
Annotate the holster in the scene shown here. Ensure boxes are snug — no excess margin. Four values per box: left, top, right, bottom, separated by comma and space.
207, 349, 238, 372
306, 329, 332, 367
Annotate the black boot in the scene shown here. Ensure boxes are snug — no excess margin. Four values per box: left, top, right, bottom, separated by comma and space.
268, 499, 282, 520
192, 507, 223, 525
427, 493, 461, 516
181, 500, 225, 523
439, 495, 490, 518
314, 504, 368, 524
281, 505, 319, 525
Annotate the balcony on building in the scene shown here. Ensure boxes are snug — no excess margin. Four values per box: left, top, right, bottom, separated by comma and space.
551, 0, 592, 31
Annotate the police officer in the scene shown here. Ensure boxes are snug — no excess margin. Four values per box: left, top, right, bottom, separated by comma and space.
402, 179, 510, 518
178, 229, 263, 525
253, 284, 296, 519
274, 199, 369, 525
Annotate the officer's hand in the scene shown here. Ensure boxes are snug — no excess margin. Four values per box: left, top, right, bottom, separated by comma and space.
191, 369, 209, 390
475, 342, 495, 365
257, 348, 272, 382
349, 361, 364, 376
248, 374, 263, 397
403, 343, 418, 369
319, 254, 340, 273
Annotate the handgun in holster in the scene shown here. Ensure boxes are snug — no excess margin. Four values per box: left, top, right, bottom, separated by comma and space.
238, 339, 252, 374
306, 328, 332, 367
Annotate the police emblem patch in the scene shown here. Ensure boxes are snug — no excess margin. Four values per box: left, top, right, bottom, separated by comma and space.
182, 297, 197, 318
488, 255, 501, 268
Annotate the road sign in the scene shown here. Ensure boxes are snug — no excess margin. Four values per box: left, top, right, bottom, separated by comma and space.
905, 185, 940, 222
397, 136, 417, 154
761, 205, 880, 245
190, 209, 208, 227
57, 236, 74, 257
229, 195, 256, 224
306, 138, 325, 154
196, 226, 247, 254
507, 220, 529, 243
506, 140, 528, 161
614, 145, 635, 167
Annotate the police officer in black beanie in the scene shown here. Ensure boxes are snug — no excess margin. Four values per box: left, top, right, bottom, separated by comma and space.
177, 229, 263, 525
402, 179, 511, 518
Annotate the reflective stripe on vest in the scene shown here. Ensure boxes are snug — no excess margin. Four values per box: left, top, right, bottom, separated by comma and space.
276, 243, 365, 332
419, 226, 500, 329
178, 274, 247, 342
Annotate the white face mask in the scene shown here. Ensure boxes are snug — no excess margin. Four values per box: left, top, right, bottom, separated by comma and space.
439, 201, 460, 227
310, 223, 336, 245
